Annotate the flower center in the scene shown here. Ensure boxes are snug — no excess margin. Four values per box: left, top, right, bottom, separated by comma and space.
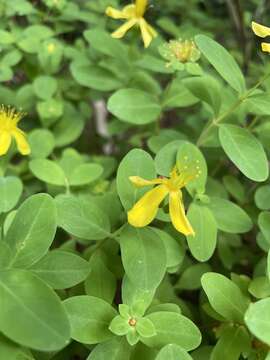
128, 318, 137, 327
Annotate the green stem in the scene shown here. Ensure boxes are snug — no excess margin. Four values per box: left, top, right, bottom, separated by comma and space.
196, 71, 270, 147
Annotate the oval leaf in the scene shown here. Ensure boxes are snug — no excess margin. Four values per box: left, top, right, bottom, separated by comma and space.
55, 195, 111, 240
201, 272, 250, 323
195, 35, 245, 93
142, 312, 201, 351
5, 193, 57, 268
0, 269, 70, 351
245, 298, 270, 346
219, 124, 268, 182
120, 226, 167, 291
108, 88, 161, 125
116, 148, 156, 211
30, 250, 90, 289
187, 204, 217, 262
63, 295, 117, 344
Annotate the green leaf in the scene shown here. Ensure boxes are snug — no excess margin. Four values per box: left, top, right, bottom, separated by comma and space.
71, 63, 122, 91
28, 129, 55, 159
248, 277, 270, 299
219, 124, 269, 182
223, 175, 246, 203
183, 75, 221, 115
120, 226, 167, 291
142, 312, 201, 351
195, 35, 245, 93
84, 29, 128, 61
109, 315, 130, 336
176, 263, 211, 290
122, 276, 155, 314
245, 298, 270, 346
84, 253, 116, 303
30, 250, 90, 289
5, 194, 57, 268
69, 163, 103, 186
126, 329, 140, 346
211, 326, 251, 360
176, 141, 208, 195
0, 269, 70, 351
33, 75, 57, 100
161, 78, 199, 110
0, 176, 23, 213
0, 30, 15, 44
207, 197, 252, 234
156, 344, 193, 360
136, 318, 156, 338
107, 89, 161, 125
152, 228, 185, 268
29, 159, 67, 186
55, 195, 111, 240
63, 295, 117, 344
187, 204, 217, 262
53, 113, 84, 147
116, 148, 156, 211
37, 98, 63, 126
258, 211, 270, 242
255, 185, 270, 210
267, 251, 270, 282
155, 140, 184, 176
18, 25, 53, 53
87, 338, 131, 360
201, 272, 250, 323
147, 129, 187, 154
0, 334, 34, 360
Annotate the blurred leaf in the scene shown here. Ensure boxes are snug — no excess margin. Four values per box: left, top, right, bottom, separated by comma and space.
195, 35, 245, 93
108, 88, 161, 125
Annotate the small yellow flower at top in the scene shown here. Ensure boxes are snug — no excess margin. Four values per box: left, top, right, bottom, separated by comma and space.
127, 161, 201, 236
0, 106, 30, 156
105, 0, 157, 48
47, 43, 56, 54
252, 21, 270, 53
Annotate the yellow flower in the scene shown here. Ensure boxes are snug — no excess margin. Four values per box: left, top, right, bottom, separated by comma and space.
128, 163, 201, 236
252, 21, 270, 53
47, 43, 56, 54
105, 0, 157, 48
0, 106, 30, 156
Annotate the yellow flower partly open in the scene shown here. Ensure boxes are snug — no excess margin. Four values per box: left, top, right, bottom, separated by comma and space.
106, 0, 157, 48
128, 163, 201, 236
252, 21, 270, 53
0, 106, 30, 156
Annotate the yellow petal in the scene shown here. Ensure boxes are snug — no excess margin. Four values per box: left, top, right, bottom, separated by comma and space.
135, 0, 147, 17
252, 21, 270, 38
105, 6, 126, 19
106, 5, 136, 19
122, 4, 137, 18
12, 129, 30, 155
128, 184, 168, 227
261, 42, 270, 53
139, 18, 156, 48
111, 18, 137, 39
169, 190, 195, 236
129, 176, 164, 187
0, 131, 11, 156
